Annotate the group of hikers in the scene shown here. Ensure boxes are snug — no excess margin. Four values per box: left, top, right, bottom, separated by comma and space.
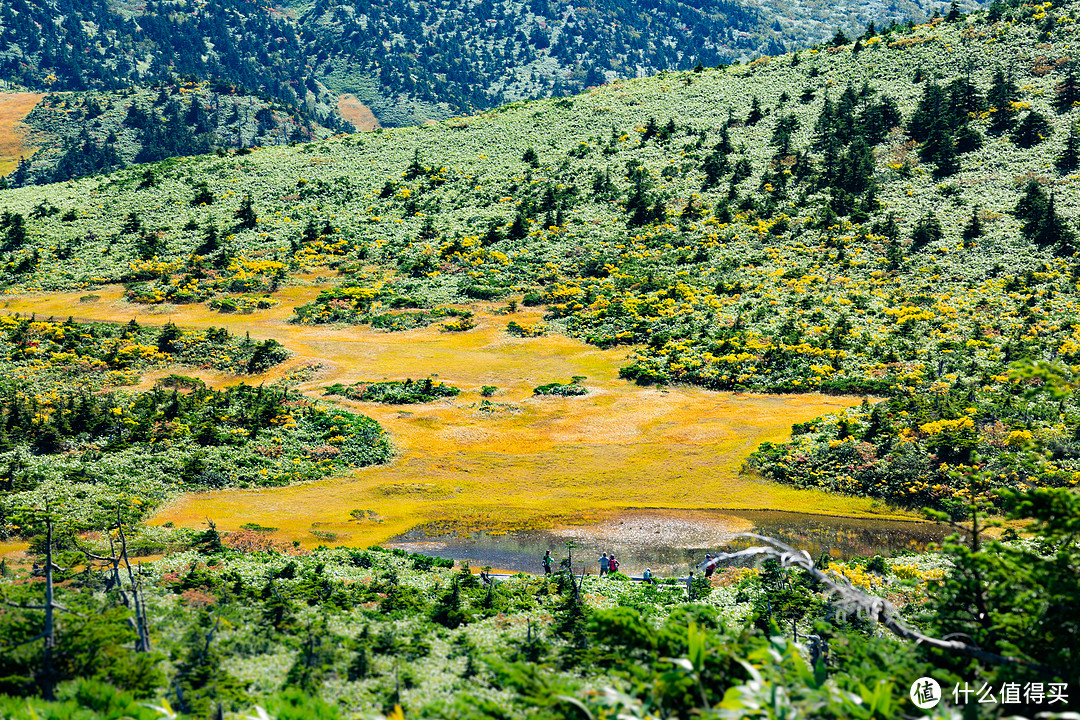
597, 552, 620, 576
540, 550, 628, 576
539, 549, 720, 583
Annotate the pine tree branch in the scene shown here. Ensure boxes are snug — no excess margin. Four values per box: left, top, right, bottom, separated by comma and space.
0, 630, 47, 649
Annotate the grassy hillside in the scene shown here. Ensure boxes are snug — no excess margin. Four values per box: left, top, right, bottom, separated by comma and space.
0, 0, 980, 182
2, 0, 1080, 512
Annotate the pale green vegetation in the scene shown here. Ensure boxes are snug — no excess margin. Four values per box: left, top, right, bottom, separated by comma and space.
2, 0, 1080, 511
0, 0, 1079, 717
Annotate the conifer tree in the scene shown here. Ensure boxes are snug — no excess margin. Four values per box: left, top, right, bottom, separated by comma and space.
1057, 123, 1080, 173
873, 212, 903, 269
920, 121, 959, 177
233, 195, 257, 230
506, 212, 528, 240
9, 156, 30, 186
1012, 110, 1053, 148
1015, 179, 1049, 228
404, 149, 425, 180
746, 97, 763, 126
196, 224, 219, 256
988, 68, 1020, 134
190, 181, 214, 206
173, 610, 242, 716
702, 145, 729, 188
908, 83, 949, 143
482, 219, 503, 246
962, 206, 983, 243
641, 117, 659, 142
814, 93, 835, 146
911, 212, 943, 250
717, 123, 734, 154
861, 184, 881, 214
1029, 193, 1077, 255
948, 73, 984, 117
121, 211, 142, 235
818, 202, 838, 230
660, 118, 676, 141
886, 235, 904, 270
1056, 65, 1080, 112
770, 113, 799, 155
954, 124, 983, 154
839, 138, 874, 194
819, 133, 841, 179
0, 211, 26, 250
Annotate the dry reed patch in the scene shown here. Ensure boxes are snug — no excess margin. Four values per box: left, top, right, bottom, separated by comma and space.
0, 93, 43, 176
5, 287, 914, 548
0, 540, 27, 558
151, 379, 898, 548
337, 95, 381, 131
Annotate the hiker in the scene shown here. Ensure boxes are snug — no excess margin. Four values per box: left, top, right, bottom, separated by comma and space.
643, 568, 656, 585
704, 553, 715, 578
599, 552, 610, 576
542, 550, 553, 575
609, 554, 620, 575
687, 570, 695, 600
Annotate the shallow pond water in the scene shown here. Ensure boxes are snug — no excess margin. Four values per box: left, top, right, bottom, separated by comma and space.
388, 508, 950, 576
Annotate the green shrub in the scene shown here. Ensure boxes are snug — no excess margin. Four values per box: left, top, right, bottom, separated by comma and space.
325, 378, 460, 404
534, 382, 588, 396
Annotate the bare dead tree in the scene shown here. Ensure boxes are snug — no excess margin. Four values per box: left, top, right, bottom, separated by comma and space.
71, 507, 151, 652
564, 567, 587, 603
170, 611, 223, 715
699, 533, 1051, 673
0, 517, 85, 699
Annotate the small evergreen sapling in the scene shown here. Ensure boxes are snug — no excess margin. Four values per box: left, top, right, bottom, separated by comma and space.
1057, 124, 1080, 173
1012, 110, 1053, 148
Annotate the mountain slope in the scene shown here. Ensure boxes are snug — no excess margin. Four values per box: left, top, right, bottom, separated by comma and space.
0, 0, 984, 184
0, 0, 979, 129
2, 0, 1080, 515
5, 84, 335, 186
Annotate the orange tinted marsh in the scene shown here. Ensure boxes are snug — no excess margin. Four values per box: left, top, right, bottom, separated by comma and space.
0, 92, 44, 177
4, 284, 915, 548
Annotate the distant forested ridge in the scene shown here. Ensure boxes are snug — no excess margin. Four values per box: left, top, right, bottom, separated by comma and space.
0, 0, 954, 132
5, 84, 335, 187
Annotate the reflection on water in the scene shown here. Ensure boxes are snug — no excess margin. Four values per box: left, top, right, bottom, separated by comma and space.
388, 509, 951, 577
726, 510, 951, 560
